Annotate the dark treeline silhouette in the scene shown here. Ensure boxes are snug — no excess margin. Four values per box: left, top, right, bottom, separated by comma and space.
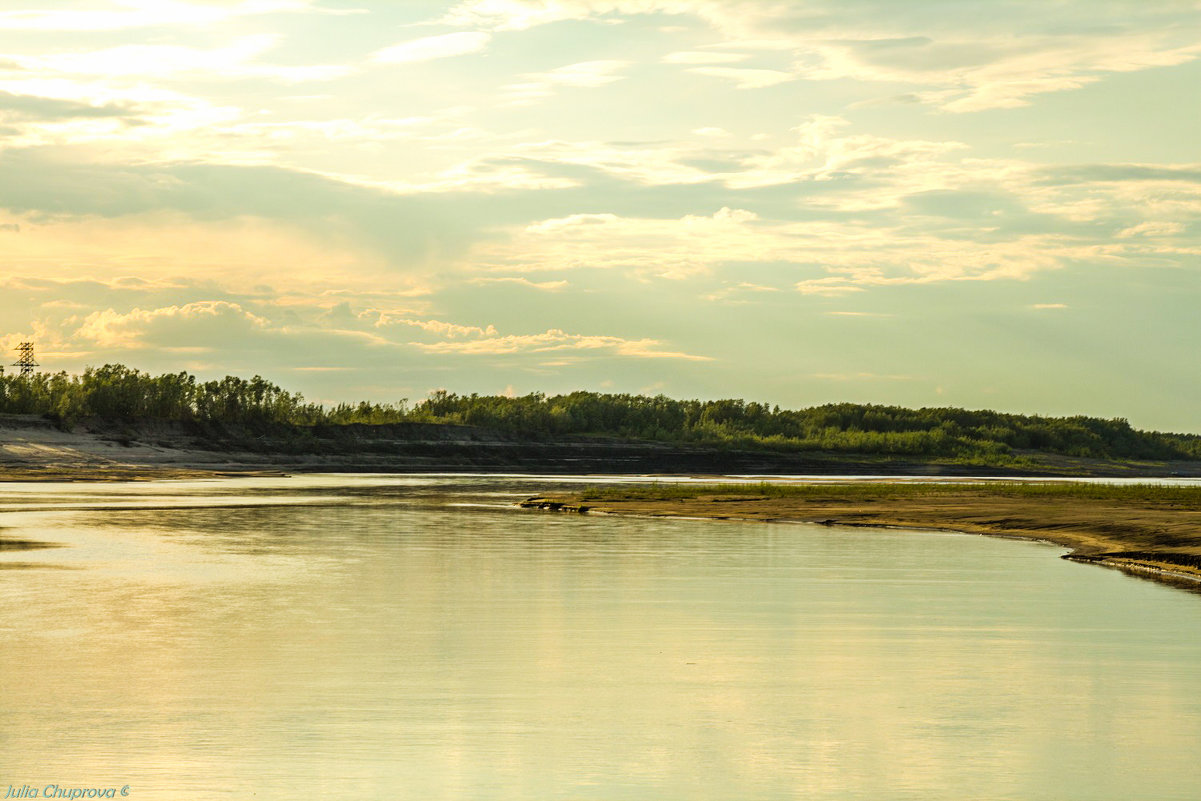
1, 364, 1198, 464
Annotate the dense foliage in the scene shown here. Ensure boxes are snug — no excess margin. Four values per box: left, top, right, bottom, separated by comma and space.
1, 365, 1198, 463
409, 390, 1201, 461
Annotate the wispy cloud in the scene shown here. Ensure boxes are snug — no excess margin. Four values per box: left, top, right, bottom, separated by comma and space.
663, 50, 748, 65
442, 0, 1201, 110
812, 372, 913, 382
12, 35, 352, 82
374, 315, 498, 338
826, 311, 893, 317
795, 279, 865, 297
470, 277, 570, 291
412, 328, 711, 360
0, 1, 345, 32
373, 31, 492, 65
686, 66, 793, 89
503, 60, 629, 104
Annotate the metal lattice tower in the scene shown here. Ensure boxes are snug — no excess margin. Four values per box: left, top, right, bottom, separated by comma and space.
13, 342, 37, 376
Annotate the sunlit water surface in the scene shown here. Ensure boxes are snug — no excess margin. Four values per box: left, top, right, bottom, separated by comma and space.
1, 474, 1200, 800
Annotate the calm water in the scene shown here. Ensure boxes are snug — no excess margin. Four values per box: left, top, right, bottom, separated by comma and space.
1, 475, 1200, 801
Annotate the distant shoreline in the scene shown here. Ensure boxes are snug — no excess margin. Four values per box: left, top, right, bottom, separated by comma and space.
4, 413, 1201, 481
519, 483, 1201, 589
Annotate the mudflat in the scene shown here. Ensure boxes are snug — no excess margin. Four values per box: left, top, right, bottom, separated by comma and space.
521, 483, 1201, 586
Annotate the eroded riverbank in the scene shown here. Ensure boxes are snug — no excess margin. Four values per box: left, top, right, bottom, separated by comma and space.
6, 413, 1201, 481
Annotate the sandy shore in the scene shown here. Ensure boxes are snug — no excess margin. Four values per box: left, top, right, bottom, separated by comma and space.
0, 414, 290, 481
520, 485, 1201, 588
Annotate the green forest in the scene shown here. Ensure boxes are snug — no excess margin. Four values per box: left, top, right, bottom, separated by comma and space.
1, 364, 1198, 464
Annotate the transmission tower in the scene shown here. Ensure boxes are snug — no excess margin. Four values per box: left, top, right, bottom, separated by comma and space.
13, 342, 38, 376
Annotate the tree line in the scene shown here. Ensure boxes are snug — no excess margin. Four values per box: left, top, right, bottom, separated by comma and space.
1, 364, 1197, 463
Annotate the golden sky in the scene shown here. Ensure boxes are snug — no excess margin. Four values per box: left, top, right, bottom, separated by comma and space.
2, 1, 1199, 430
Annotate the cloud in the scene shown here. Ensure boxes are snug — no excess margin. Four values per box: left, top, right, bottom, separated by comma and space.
74, 301, 270, 349
663, 51, 748, 65
795, 279, 865, 297
0, 154, 480, 275
438, 0, 774, 35
788, 21, 1201, 112
11, 35, 353, 83
811, 371, 913, 381
0, 1, 343, 32
702, 281, 779, 302
470, 277, 570, 291
412, 327, 711, 360
826, 311, 891, 317
503, 60, 629, 104
1037, 164, 1201, 185
372, 31, 492, 65
686, 66, 794, 89
440, 0, 651, 31
0, 91, 142, 121
1117, 221, 1186, 238
538, 60, 629, 87
493, 207, 767, 279
441, 1, 1201, 110
1, 109, 1195, 311
375, 315, 498, 338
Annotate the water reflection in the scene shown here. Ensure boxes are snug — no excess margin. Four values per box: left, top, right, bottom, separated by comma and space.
1, 475, 1199, 801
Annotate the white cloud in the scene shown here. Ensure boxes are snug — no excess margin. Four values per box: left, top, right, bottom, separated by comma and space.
795, 279, 865, 297
488, 207, 771, 279
500, 138, 714, 185
442, 1, 1201, 111
540, 60, 629, 87
470, 277, 570, 291
14, 35, 352, 83
372, 31, 493, 65
812, 371, 913, 381
701, 281, 779, 302
411, 327, 711, 360
686, 66, 794, 89
74, 301, 269, 348
663, 50, 748, 65
438, 0, 766, 35
375, 315, 498, 338
790, 28, 1201, 112
0, 1, 337, 32
526, 213, 620, 234
1116, 221, 1186, 238
826, 311, 891, 317
502, 60, 629, 104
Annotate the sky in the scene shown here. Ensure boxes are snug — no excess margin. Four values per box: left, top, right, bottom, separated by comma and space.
1, 0, 1199, 432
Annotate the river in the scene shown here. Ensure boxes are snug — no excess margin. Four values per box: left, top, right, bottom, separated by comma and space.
2, 474, 1199, 800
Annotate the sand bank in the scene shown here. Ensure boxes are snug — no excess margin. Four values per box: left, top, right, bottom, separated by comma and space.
520, 483, 1201, 587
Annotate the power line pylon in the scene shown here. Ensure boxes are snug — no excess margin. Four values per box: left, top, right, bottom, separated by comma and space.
13, 342, 38, 376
